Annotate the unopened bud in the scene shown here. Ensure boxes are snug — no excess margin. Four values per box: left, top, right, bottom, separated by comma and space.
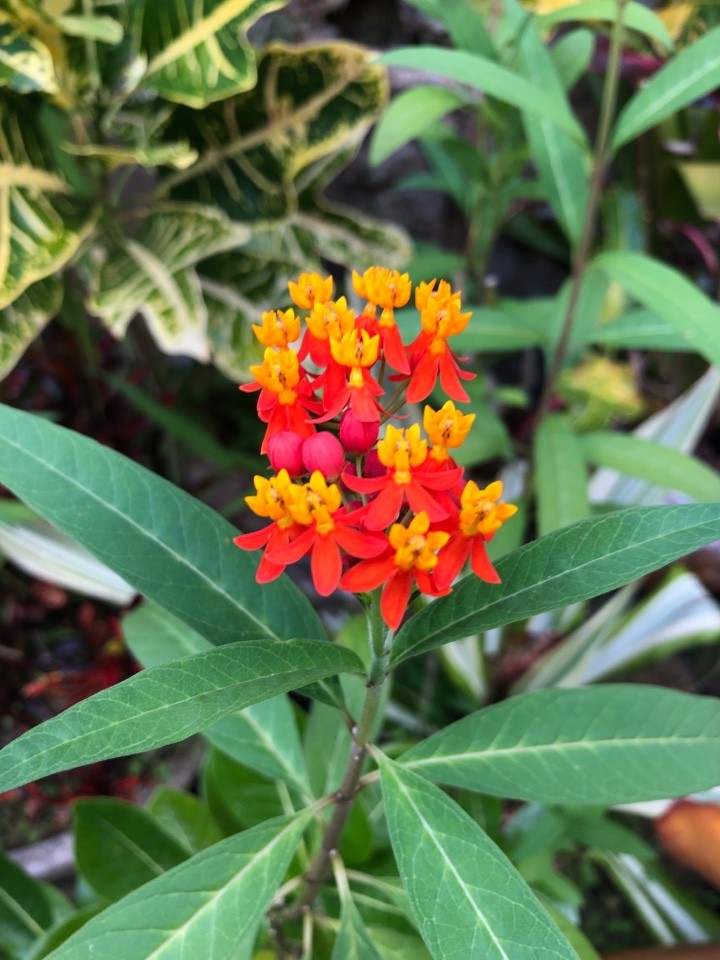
267, 430, 305, 477
340, 410, 379, 455
302, 432, 345, 481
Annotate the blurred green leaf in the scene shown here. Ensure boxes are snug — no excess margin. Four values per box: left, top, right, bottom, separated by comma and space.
147, 786, 223, 853
369, 86, 468, 166
550, 29, 595, 91
0, 276, 62, 379
0, 849, 54, 955
612, 26, 720, 149
539, 1, 673, 50
534, 414, 589, 535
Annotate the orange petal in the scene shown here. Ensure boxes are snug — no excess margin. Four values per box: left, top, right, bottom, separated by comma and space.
381, 571, 413, 630
656, 800, 720, 890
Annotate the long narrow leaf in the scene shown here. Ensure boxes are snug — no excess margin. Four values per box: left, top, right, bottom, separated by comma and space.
401, 685, 720, 805
534, 415, 589, 535
41, 813, 310, 960
612, 27, 720, 150
0, 403, 323, 644
0, 640, 362, 793
392, 503, 720, 663
379, 47, 585, 141
379, 756, 578, 960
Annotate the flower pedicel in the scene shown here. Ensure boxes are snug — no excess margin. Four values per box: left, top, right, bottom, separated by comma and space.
235, 267, 517, 630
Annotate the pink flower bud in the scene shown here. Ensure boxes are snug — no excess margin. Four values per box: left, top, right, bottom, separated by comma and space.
339, 410, 379, 455
362, 448, 386, 478
267, 430, 305, 477
302, 432, 345, 481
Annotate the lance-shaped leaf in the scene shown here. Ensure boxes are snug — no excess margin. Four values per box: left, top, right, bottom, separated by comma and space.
595, 250, 720, 368
502, 0, 589, 248
163, 42, 387, 223
41, 812, 309, 960
332, 899, 384, 960
379, 756, 579, 960
0, 275, 61, 378
0, 96, 96, 309
0, 13, 58, 93
401, 686, 720, 806
534, 414, 589, 535
136, 0, 284, 108
0, 638, 363, 793
0, 403, 324, 644
612, 26, 720, 151
87, 202, 248, 362
380, 46, 585, 142
392, 503, 720, 663
0, 848, 55, 955
73, 798, 190, 901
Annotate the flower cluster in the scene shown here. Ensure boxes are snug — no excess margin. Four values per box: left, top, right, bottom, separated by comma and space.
235, 268, 516, 630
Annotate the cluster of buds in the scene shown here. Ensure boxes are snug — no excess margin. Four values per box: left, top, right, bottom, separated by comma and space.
235, 268, 517, 630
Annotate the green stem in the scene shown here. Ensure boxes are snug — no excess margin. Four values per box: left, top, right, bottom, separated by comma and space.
271, 591, 390, 928
536, 0, 629, 419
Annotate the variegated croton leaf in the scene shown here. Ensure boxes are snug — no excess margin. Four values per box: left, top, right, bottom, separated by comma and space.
163, 43, 410, 380
86, 202, 249, 362
0, 275, 62, 378
128, 0, 286, 108
0, 95, 97, 311
0, 10, 58, 94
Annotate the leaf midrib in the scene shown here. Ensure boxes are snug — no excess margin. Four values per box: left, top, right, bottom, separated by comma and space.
404, 731, 720, 770
0, 427, 278, 640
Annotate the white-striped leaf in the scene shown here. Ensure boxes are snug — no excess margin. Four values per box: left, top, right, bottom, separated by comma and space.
87, 202, 248, 361
0, 12, 58, 93
0, 275, 61, 378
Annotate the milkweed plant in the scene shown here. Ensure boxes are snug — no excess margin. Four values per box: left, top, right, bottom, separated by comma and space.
0, 269, 719, 959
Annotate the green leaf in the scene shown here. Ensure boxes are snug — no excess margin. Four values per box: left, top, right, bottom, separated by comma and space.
0, 404, 324, 645
582, 431, 720, 502
87, 202, 248, 362
0, 848, 54, 955
379, 756, 578, 960
0, 639, 363, 792
402, 0, 496, 57
538, 1, 673, 51
502, 0, 589, 248
0, 14, 58, 93
534, 414, 589, 535
379, 47, 585, 142
54, 14, 123, 44
612, 26, 720, 150
24, 904, 104, 960
369, 86, 468, 166
595, 250, 720, 367
392, 503, 720, 663
137, 0, 283, 107
123, 601, 211, 667
73, 798, 189, 901
332, 900, 384, 960
550, 30, 595, 91
146, 786, 223, 853
203, 748, 288, 832
0, 275, 62, 379
401, 685, 720, 805
589, 309, 692, 351
204, 695, 311, 797
304, 700, 352, 797
0, 97, 96, 309
41, 812, 309, 960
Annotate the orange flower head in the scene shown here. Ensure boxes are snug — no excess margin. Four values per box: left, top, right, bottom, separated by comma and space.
353, 267, 411, 312
252, 308, 301, 349
377, 424, 427, 482
288, 272, 334, 310
306, 297, 355, 342
459, 480, 517, 538
389, 512, 450, 572
249, 347, 301, 404
420, 292, 471, 348
289, 471, 343, 535
414, 279, 458, 311
424, 401, 475, 461
245, 470, 300, 528
330, 328, 380, 385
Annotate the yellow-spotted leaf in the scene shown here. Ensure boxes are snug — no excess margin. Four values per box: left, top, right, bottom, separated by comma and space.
0, 96, 96, 310
87, 202, 249, 362
0, 275, 61, 379
0, 12, 58, 93
137, 0, 285, 107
